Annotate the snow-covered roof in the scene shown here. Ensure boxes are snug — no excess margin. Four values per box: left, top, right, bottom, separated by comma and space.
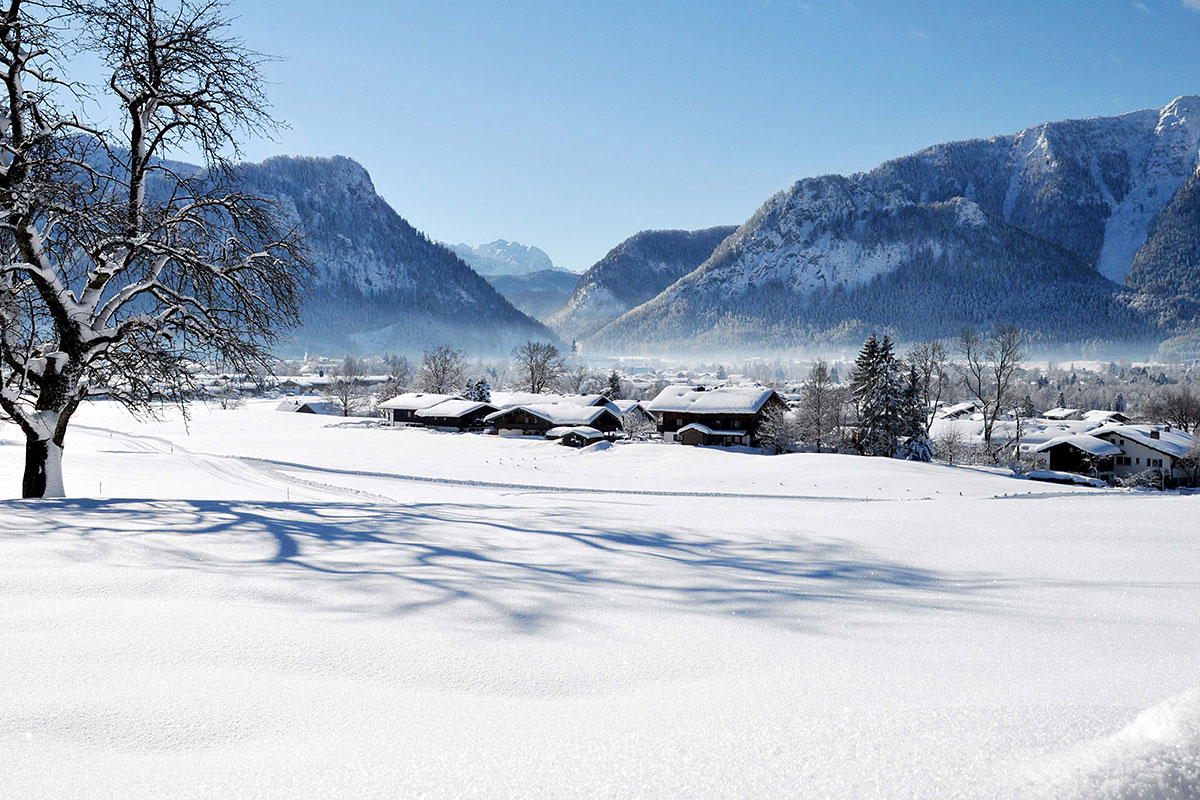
414, 399, 494, 418
1034, 434, 1123, 456
644, 385, 777, 415
1042, 407, 1081, 420
1091, 424, 1194, 459
677, 422, 747, 437
611, 399, 645, 414
938, 401, 977, 418
377, 392, 458, 411
1083, 409, 1130, 423
546, 425, 604, 440
485, 404, 616, 427
1027, 469, 1108, 488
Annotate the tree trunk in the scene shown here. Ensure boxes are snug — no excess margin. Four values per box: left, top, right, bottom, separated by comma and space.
22, 437, 65, 499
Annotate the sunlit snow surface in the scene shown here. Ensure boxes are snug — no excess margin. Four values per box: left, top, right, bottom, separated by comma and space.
1, 399, 1197, 798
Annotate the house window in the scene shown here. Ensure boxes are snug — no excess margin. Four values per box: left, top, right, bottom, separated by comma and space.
1135, 457, 1140, 464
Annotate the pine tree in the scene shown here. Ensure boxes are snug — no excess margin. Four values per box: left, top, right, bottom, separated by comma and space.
850, 334, 905, 457
605, 370, 623, 399
465, 379, 492, 403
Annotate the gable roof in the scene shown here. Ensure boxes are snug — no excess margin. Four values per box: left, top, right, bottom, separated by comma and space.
1091, 424, 1195, 459
1034, 434, 1123, 457
377, 392, 459, 411
1083, 409, 1131, 423
547, 425, 605, 440
644, 385, 778, 415
414, 399, 496, 419
485, 404, 619, 427
1042, 407, 1081, 420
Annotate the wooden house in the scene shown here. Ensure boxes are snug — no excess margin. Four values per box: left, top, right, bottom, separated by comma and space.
485, 403, 622, 437
377, 393, 458, 426
644, 385, 785, 447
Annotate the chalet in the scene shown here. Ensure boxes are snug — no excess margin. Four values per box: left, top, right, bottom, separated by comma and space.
484, 404, 622, 437
611, 399, 654, 426
1090, 424, 1195, 487
644, 385, 785, 446
1082, 409, 1132, 425
489, 392, 620, 416
413, 399, 498, 431
1042, 407, 1083, 421
549, 426, 607, 448
1034, 435, 1123, 479
938, 401, 978, 420
1033, 424, 1196, 487
276, 399, 340, 415
377, 393, 458, 426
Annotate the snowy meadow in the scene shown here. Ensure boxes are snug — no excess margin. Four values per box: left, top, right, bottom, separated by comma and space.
1, 399, 1197, 798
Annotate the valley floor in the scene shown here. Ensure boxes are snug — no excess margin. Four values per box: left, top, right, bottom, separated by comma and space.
1, 400, 1198, 798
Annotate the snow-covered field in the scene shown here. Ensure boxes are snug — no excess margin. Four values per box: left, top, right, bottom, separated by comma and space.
2, 399, 1198, 799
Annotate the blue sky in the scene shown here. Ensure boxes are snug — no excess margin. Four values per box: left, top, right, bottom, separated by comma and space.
226, 0, 1200, 270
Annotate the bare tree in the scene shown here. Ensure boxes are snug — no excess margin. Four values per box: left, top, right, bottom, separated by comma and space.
560, 363, 591, 394
908, 340, 950, 434
324, 355, 368, 417
619, 410, 655, 441
376, 353, 411, 402
957, 326, 1024, 461
933, 425, 967, 465
1143, 385, 1200, 433
417, 345, 465, 393
795, 359, 845, 453
0, 0, 308, 497
757, 405, 801, 453
512, 340, 566, 394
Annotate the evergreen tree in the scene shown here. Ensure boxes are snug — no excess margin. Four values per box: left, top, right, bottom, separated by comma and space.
897, 364, 932, 461
605, 370, 623, 399
465, 379, 491, 403
850, 334, 905, 457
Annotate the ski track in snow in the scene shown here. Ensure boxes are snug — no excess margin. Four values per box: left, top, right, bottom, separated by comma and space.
73, 423, 921, 503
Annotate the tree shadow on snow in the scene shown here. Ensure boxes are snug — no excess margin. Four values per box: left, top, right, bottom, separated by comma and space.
4, 497, 1014, 633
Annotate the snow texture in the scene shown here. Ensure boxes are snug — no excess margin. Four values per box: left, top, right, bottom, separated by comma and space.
1, 399, 1197, 798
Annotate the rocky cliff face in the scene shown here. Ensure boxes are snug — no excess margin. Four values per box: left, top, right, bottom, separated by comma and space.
591, 97, 1200, 353
233, 156, 557, 356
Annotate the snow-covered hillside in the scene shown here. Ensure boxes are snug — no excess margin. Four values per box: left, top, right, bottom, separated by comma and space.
1, 399, 1197, 798
231, 157, 557, 356
547, 226, 737, 342
593, 96, 1200, 352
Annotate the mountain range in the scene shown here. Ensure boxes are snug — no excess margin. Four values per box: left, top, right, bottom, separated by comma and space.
579, 95, 1200, 356
229, 157, 557, 357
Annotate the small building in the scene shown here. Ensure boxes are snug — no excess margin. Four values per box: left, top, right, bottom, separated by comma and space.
938, 401, 978, 420
675, 422, 753, 447
1033, 424, 1196, 487
1042, 407, 1083, 421
377, 393, 459, 426
1082, 409, 1132, 425
643, 385, 785, 446
413, 399, 498, 431
549, 426, 607, 448
276, 398, 340, 415
485, 404, 622, 437
611, 399, 654, 426
1034, 434, 1122, 478
1090, 424, 1195, 486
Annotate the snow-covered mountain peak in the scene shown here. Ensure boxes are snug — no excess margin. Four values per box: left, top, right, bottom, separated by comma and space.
447, 239, 557, 276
